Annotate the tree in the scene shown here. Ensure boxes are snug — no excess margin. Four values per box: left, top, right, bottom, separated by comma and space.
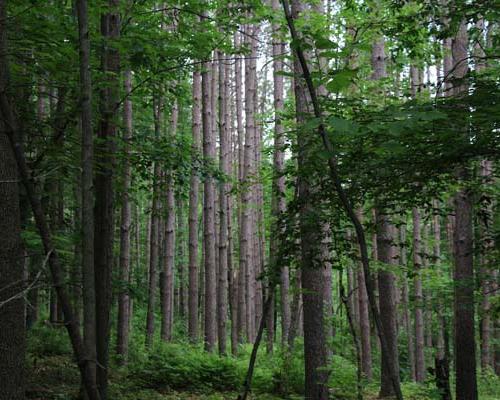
76, 0, 98, 391
116, 68, 133, 364
203, 49, 217, 352
0, 2, 26, 397
188, 66, 202, 342
94, 1, 120, 396
451, 17, 478, 400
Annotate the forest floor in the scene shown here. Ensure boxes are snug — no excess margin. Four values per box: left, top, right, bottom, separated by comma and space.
26, 353, 290, 400
26, 324, 499, 400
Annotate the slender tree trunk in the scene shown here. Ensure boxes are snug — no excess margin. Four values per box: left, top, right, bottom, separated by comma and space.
371, 37, 401, 398
376, 211, 401, 397
188, 66, 202, 342
479, 160, 493, 370
399, 224, 416, 381
94, 3, 120, 397
75, 0, 98, 395
161, 100, 178, 342
356, 210, 372, 379
239, 25, 257, 344
452, 18, 478, 400
235, 32, 247, 343
0, 1, 25, 395
146, 97, 162, 347
116, 69, 133, 364
217, 50, 229, 355
203, 49, 217, 351
413, 208, 426, 382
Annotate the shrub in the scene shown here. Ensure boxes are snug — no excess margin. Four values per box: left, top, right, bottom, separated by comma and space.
27, 324, 71, 357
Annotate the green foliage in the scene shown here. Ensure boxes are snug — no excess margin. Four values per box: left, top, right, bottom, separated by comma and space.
27, 324, 72, 357
130, 342, 243, 393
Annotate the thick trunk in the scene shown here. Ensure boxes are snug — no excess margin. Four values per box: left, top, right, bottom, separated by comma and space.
0, 2, 25, 395
116, 69, 132, 364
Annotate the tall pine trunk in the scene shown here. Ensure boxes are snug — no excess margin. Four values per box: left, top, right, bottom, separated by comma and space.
188, 67, 202, 342
116, 69, 133, 364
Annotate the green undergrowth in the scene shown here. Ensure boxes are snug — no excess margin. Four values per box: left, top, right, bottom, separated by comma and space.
26, 324, 499, 399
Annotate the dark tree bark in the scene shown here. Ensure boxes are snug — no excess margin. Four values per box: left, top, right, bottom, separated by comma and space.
116, 69, 133, 363
0, 3, 26, 397
76, 0, 98, 394
94, 2, 120, 397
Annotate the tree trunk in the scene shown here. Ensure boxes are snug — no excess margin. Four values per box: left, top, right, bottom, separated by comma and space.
399, 224, 416, 381
188, 66, 202, 342
75, 0, 98, 394
203, 48, 217, 351
116, 69, 132, 364
291, 1, 328, 397
376, 211, 401, 398
0, 2, 26, 395
356, 210, 372, 379
146, 97, 162, 347
413, 208, 426, 382
217, 50, 229, 355
235, 32, 247, 344
94, 2, 120, 397
161, 100, 178, 342
452, 18, 478, 400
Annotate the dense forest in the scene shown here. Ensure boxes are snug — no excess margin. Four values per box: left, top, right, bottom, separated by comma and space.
0, 0, 499, 399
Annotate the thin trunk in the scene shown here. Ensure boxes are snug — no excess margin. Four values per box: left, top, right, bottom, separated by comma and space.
413, 208, 426, 382
452, 18, 478, 400
188, 66, 201, 342
376, 211, 401, 398
145, 98, 162, 347
76, 0, 98, 395
357, 210, 372, 379
218, 50, 229, 355
94, 3, 120, 397
161, 100, 178, 342
400, 225, 415, 381
235, 32, 247, 343
116, 69, 132, 364
203, 49, 217, 351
